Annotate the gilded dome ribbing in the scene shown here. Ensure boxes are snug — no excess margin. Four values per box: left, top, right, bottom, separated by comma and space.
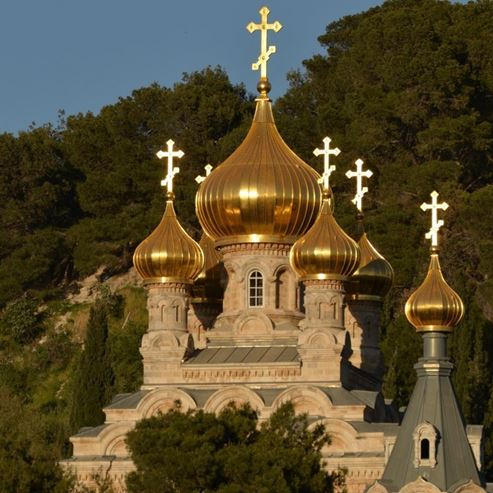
290, 198, 360, 281
192, 233, 225, 301
405, 253, 464, 332
133, 200, 204, 284
347, 232, 394, 301
195, 95, 322, 247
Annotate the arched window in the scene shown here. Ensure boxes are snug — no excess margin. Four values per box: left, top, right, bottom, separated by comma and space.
275, 269, 289, 310
420, 438, 430, 460
248, 270, 264, 307
413, 422, 438, 468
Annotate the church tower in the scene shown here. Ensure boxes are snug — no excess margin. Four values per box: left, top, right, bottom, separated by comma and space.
345, 158, 393, 382
367, 191, 485, 493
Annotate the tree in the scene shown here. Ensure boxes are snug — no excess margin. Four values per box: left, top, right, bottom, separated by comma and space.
0, 385, 73, 493
69, 300, 114, 432
0, 296, 42, 345
126, 402, 343, 493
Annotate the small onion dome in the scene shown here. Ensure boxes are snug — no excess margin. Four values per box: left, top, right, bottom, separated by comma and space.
346, 233, 394, 301
290, 197, 360, 281
195, 94, 321, 247
405, 253, 464, 332
133, 200, 204, 284
192, 233, 225, 302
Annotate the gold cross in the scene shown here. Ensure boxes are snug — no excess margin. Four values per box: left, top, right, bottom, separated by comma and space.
346, 158, 373, 212
420, 191, 449, 248
156, 139, 184, 195
313, 136, 341, 191
195, 164, 213, 184
247, 6, 282, 80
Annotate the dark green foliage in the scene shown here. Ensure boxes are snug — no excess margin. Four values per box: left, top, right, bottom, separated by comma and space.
126, 402, 341, 493
483, 393, 493, 481
0, 385, 73, 493
0, 68, 251, 301
110, 320, 146, 393
380, 315, 422, 408
0, 296, 43, 344
62, 67, 251, 277
69, 300, 114, 432
34, 328, 77, 372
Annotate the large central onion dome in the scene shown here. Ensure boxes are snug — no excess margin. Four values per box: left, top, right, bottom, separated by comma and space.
196, 92, 322, 247
133, 199, 204, 284
290, 195, 360, 281
405, 253, 464, 332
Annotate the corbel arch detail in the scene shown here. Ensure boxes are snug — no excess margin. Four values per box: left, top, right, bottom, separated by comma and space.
137, 388, 197, 418
99, 422, 134, 457
203, 385, 264, 414
453, 480, 486, 493
398, 477, 442, 493
271, 385, 333, 416
312, 418, 359, 453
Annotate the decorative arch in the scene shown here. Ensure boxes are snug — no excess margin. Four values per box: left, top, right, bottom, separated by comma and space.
312, 418, 359, 453
298, 329, 338, 349
413, 422, 439, 468
273, 265, 293, 311
99, 422, 134, 457
398, 477, 442, 493
159, 297, 186, 322
453, 480, 486, 493
203, 386, 264, 414
271, 385, 333, 416
148, 332, 180, 349
137, 388, 197, 418
366, 482, 389, 493
233, 311, 274, 337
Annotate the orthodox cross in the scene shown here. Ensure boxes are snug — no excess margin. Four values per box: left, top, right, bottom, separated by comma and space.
247, 6, 282, 79
346, 158, 373, 212
195, 164, 213, 184
313, 136, 341, 191
156, 139, 184, 195
420, 190, 449, 248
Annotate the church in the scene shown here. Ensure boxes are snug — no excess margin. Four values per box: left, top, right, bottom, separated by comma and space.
63, 7, 488, 493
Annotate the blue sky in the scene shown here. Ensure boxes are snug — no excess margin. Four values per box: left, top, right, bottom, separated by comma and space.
0, 1, 389, 133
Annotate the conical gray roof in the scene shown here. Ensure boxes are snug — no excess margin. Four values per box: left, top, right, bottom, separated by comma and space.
379, 355, 481, 492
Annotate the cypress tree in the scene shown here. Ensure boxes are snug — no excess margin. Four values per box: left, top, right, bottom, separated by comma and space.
69, 300, 114, 432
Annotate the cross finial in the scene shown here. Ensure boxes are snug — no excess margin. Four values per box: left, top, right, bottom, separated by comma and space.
420, 191, 449, 248
247, 6, 282, 80
313, 136, 341, 191
195, 163, 213, 184
346, 158, 373, 212
156, 139, 184, 196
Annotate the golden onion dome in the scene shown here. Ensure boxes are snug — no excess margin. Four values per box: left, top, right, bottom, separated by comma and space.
195, 94, 322, 247
133, 200, 204, 284
290, 197, 360, 281
192, 233, 225, 302
347, 232, 394, 301
405, 253, 464, 332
